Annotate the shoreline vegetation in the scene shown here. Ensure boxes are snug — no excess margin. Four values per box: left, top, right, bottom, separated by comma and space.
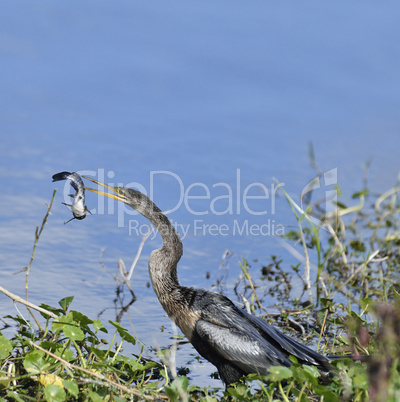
1, 170, 400, 401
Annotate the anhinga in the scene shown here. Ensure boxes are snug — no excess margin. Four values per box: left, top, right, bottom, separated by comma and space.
84, 176, 331, 385
52, 172, 91, 224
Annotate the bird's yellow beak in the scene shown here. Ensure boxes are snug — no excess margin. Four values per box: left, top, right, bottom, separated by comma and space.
82, 176, 128, 202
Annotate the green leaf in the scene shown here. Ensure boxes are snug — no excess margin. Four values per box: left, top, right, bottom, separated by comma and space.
203, 396, 218, 402
352, 189, 369, 199
266, 365, 293, 382
0, 372, 11, 390
360, 297, 374, 313
0, 335, 13, 359
226, 383, 251, 398
109, 321, 136, 345
70, 310, 93, 327
4, 315, 31, 326
143, 360, 160, 370
52, 315, 72, 333
58, 296, 74, 312
93, 319, 107, 333
88, 390, 104, 402
284, 230, 300, 241
115, 355, 144, 371
393, 288, 400, 302
44, 384, 66, 402
165, 376, 190, 400
349, 240, 366, 252
63, 324, 84, 341
23, 351, 48, 374
62, 380, 79, 398
164, 386, 179, 400
302, 364, 320, 378
3, 391, 25, 402
38, 304, 64, 318
109, 397, 126, 402
320, 298, 334, 307
314, 385, 340, 401
52, 315, 84, 341
337, 335, 352, 345
38, 341, 74, 362
352, 370, 369, 390
171, 334, 184, 340
172, 376, 189, 391
88, 347, 107, 360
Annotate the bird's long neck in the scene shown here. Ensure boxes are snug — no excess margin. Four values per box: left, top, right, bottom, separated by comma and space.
132, 191, 183, 310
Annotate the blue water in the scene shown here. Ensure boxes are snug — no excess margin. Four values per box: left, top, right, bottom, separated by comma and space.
1, 1, 400, 387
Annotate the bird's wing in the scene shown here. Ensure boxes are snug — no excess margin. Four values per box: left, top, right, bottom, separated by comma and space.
243, 311, 329, 368
194, 294, 329, 375
195, 317, 291, 375
194, 296, 294, 374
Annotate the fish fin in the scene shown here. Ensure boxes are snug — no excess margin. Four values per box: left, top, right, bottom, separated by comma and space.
63, 217, 76, 224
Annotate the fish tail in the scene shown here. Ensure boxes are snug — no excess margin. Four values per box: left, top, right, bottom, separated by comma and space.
52, 172, 72, 182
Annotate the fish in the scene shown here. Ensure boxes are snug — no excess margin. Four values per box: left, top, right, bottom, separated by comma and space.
52, 171, 91, 224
